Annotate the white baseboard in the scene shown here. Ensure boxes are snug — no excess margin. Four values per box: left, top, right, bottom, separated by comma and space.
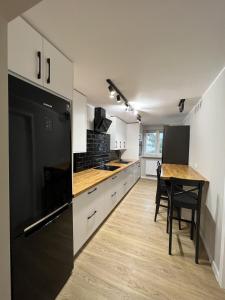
141, 175, 157, 180
212, 260, 220, 283
200, 229, 220, 285
200, 229, 213, 262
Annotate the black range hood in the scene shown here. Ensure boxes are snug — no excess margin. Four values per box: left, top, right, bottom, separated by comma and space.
94, 107, 112, 133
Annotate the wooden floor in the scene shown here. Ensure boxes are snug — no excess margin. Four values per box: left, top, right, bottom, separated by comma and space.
57, 179, 225, 300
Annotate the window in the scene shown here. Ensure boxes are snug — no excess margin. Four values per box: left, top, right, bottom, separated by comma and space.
143, 130, 163, 156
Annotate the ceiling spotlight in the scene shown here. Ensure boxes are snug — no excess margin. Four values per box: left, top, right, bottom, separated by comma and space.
108, 85, 116, 98
124, 102, 129, 111
178, 99, 185, 113
116, 95, 121, 103
137, 114, 141, 123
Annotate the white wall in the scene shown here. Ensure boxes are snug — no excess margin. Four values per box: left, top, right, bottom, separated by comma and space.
87, 104, 94, 130
142, 125, 164, 132
0, 3, 43, 299
122, 123, 140, 160
185, 67, 225, 284
0, 16, 11, 300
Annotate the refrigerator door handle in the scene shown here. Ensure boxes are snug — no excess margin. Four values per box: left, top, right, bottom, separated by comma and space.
24, 204, 70, 238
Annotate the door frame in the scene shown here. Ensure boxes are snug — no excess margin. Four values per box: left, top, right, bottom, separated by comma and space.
219, 178, 225, 288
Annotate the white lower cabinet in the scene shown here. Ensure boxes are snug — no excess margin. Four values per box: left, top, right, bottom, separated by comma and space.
128, 164, 136, 187
121, 169, 130, 195
134, 161, 141, 181
104, 175, 120, 214
73, 183, 107, 255
73, 162, 141, 255
111, 173, 123, 205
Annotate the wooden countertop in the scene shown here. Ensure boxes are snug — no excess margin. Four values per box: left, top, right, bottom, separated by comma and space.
73, 160, 139, 197
161, 164, 208, 182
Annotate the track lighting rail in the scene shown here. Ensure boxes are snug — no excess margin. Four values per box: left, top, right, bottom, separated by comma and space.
106, 78, 141, 123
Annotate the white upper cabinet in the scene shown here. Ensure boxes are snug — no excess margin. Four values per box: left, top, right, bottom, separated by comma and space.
8, 17, 73, 100
109, 117, 127, 150
120, 118, 127, 149
43, 39, 73, 100
8, 17, 43, 86
121, 123, 140, 160
72, 90, 87, 153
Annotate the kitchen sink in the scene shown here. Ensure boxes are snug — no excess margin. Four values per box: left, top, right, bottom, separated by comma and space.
94, 165, 120, 171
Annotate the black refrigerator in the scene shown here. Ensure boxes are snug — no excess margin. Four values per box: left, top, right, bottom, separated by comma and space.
9, 75, 74, 300
162, 125, 190, 165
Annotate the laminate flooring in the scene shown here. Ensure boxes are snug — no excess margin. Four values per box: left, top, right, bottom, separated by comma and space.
57, 179, 225, 300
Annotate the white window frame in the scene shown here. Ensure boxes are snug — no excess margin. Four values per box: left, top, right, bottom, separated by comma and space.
143, 130, 163, 157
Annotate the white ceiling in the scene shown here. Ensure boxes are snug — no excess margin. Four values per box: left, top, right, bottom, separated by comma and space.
24, 0, 225, 124
0, 0, 41, 21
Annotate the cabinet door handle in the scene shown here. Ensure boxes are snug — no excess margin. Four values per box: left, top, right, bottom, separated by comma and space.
47, 58, 51, 84
111, 192, 117, 197
87, 210, 97, 220
112, 176, 117, 180
124, 141, 125, 148
120, 141, 121, 148
124, 182, 127, 186
115, 141, 117, 148
88, 187, 97, 195
37, 51, 41, 79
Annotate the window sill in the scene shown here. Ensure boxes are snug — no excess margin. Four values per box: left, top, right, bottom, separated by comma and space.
141, 155, 162, 159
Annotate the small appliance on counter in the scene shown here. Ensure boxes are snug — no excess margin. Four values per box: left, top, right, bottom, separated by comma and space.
9, 75, 73, 300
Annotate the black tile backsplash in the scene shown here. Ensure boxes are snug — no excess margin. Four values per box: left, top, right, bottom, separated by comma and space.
73, 130, 120, 173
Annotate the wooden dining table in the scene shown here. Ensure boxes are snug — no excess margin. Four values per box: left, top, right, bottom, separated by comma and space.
161, 163, 208, 182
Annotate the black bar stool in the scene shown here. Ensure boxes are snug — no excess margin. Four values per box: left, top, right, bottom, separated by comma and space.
154, 164, 169, 222
154, 164, 182, 232
167, 177, 204, 264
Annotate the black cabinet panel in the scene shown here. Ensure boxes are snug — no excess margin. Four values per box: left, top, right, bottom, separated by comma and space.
11, 205, 73, 300
162, 126, 190, 165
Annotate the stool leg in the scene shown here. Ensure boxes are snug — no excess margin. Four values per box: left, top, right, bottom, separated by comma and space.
178, 208, 182, 230
166, 200, 170, 233
169, 203, 173, 255
190, 209, 195, 240
195, 208, 201, 264
154, 193, 161, 222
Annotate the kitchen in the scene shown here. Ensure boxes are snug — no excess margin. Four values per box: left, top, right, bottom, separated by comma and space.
1, 1, 225, 300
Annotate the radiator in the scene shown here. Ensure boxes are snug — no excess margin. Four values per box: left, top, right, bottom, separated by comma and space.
145, 159, 160, 176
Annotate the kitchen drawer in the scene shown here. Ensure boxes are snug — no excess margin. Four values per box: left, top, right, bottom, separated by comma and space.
128, 165, 136, 187
110, 190, 119, 209
121, 169, 130, 196
103, 173, 123, 214
123, 175, 130, 195
73, 185, 102, 254
104, 175, 120, 212
111, 173, 124, 201
73, 178, 111, 254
